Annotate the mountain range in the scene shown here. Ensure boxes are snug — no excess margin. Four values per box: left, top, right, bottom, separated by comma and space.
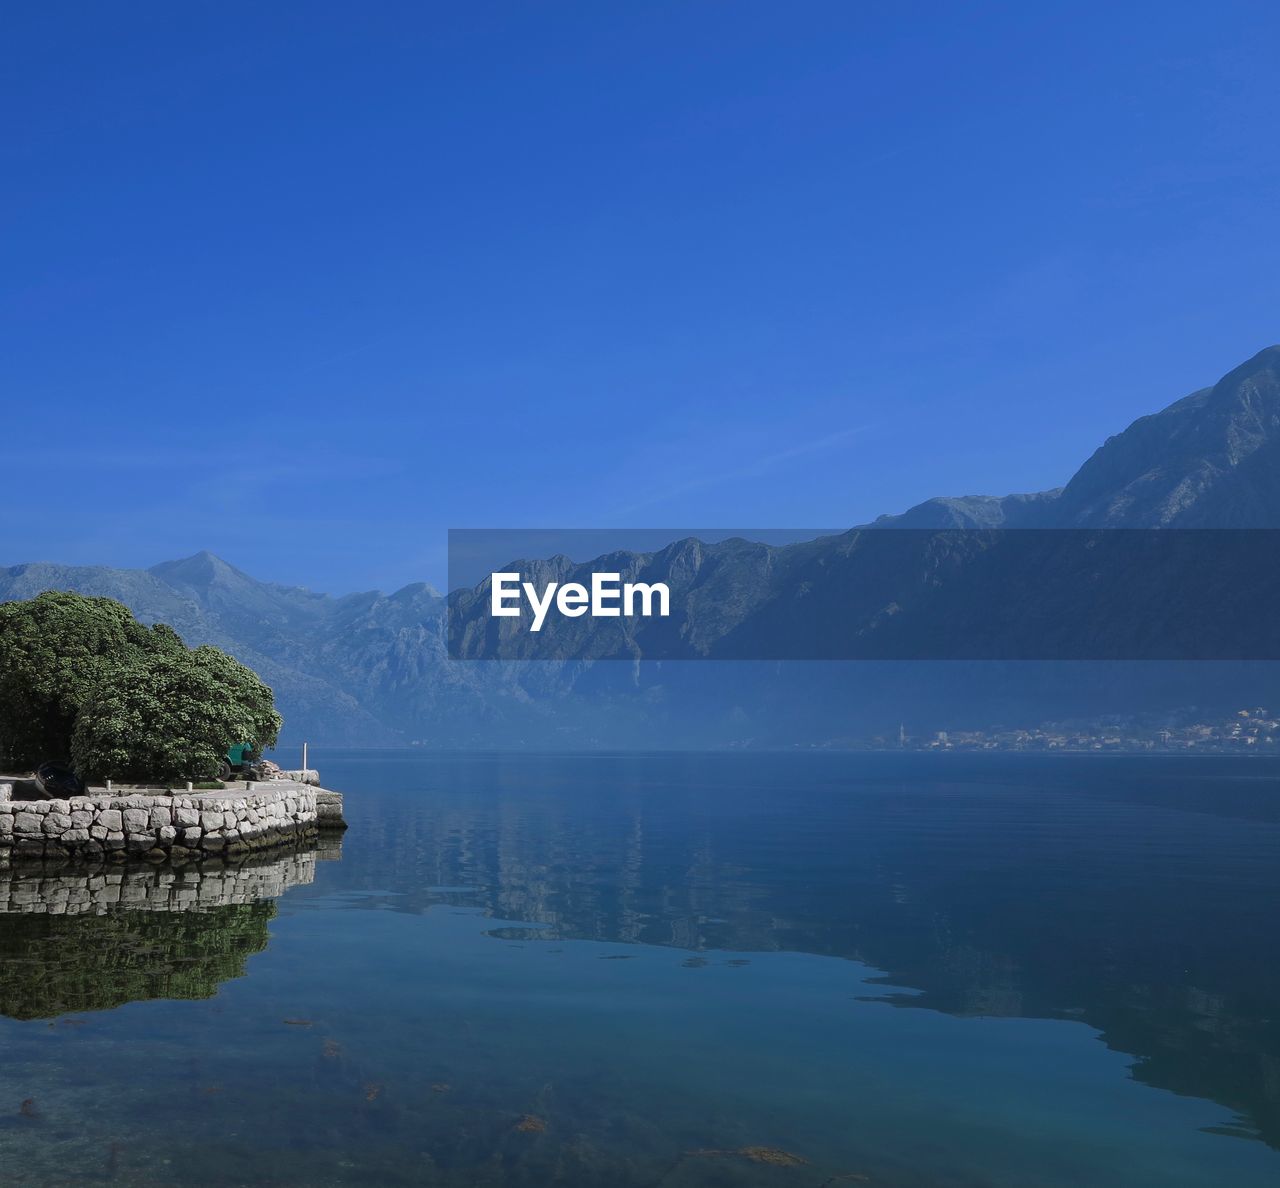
3, 346, 1279, 747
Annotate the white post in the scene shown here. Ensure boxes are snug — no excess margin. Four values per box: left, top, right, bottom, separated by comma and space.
302, 742, 308, 772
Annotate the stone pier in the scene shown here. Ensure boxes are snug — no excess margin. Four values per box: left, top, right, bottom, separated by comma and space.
0, 779, 344, 863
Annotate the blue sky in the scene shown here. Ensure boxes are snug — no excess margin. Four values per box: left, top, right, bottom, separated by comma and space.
3, 1, 1278, 593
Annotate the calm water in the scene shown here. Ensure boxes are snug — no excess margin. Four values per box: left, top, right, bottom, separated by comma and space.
1, 751, 1278, 1186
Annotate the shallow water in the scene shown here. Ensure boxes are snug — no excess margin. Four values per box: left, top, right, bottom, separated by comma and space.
1, 750, 1278, 1186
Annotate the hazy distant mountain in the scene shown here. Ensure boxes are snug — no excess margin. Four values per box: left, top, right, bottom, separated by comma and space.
867, 491, 1060, 529
3, 346, 1279, 747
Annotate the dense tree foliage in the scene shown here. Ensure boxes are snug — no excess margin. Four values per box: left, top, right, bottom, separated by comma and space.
72, 646, 280, 782
0, 591, 280, 781
0, 592, 177, 765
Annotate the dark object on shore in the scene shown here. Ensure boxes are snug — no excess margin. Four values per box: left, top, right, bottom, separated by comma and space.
219, 741, 274, 783
34, 762, 85, 798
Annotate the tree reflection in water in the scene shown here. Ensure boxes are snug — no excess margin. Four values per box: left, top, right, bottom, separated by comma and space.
0, 841, 335, 1020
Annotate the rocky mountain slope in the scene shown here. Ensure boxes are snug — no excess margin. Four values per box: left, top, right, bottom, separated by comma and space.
870, 345, 1280, 530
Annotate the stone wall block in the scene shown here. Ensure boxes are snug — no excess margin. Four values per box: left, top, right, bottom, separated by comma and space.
4, 781, 335, 861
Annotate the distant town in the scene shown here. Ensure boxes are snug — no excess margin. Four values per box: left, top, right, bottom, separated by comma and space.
857, 708, 1280, 753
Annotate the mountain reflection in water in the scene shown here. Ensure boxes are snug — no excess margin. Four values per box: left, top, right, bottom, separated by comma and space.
324, 751, 1280, 1152
0, 751, 1277, 1188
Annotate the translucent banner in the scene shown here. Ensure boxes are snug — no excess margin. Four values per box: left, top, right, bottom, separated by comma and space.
446, 528, 1280, 661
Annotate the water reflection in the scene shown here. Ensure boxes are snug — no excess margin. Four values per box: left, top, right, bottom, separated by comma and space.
321, 751, 1280, 1150
0, 839, 340, 1020
2, 751, 1276, 1187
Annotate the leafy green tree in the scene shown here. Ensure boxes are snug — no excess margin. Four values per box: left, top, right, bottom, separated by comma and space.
71, 646, 281, 783
0, 592, 182, 766
0, 591, 281, 781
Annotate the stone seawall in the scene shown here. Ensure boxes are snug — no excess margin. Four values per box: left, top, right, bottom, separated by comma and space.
0, 782, 321, 862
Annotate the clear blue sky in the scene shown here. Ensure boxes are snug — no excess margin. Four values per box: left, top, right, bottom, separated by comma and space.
3, 1, 1278, 593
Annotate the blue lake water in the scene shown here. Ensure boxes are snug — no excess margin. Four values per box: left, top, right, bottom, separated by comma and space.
1, 750, 1278, 1186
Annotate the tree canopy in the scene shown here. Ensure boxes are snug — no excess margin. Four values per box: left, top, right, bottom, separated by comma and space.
0, 591, 280, 781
